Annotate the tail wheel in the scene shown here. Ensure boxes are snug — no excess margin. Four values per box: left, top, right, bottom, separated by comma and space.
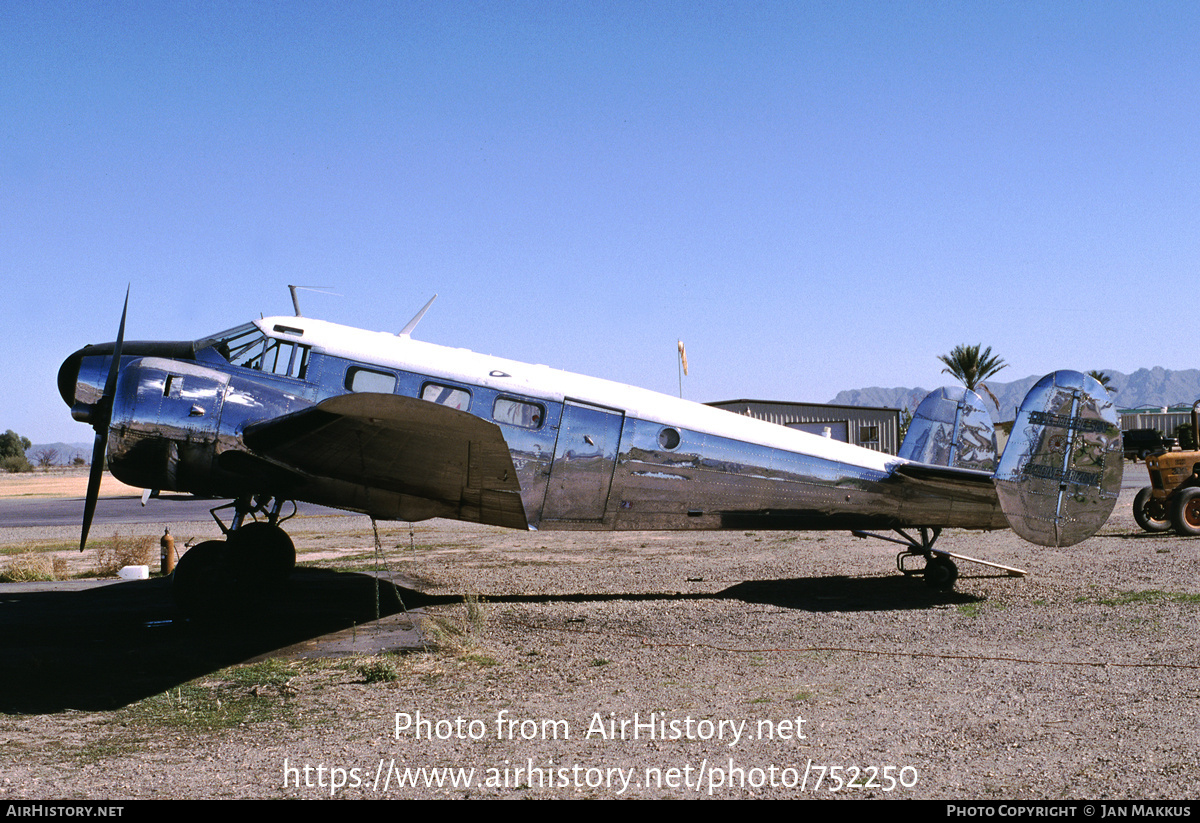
1133, 487, 1172, 533
1171, 487, 1200, 536
924, 555, 958, 590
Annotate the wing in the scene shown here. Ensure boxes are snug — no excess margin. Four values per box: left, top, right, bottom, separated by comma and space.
241, 393, 527, 528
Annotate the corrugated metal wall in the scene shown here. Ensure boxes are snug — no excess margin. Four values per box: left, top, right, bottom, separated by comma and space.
708, 400, 902, 454
1120, 410, 1192, 436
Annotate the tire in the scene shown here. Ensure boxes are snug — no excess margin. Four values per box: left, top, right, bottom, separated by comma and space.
1133, 487, 1172, 533
171, 540, 229, 613
924, 555, 958, 590
227, 522, 296, 585
1171, 487, 1200, 536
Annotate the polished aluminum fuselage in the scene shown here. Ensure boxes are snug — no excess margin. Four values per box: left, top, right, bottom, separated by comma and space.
64, 317, 1008, 533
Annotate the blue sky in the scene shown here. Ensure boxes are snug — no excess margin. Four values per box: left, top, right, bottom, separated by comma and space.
4, 2, 1199, 444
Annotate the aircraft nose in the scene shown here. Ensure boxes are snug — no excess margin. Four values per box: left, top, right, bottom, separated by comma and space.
58, 348, 86, 407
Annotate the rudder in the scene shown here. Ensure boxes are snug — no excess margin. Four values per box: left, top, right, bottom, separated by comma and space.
994, 371, 1123, 547
898, 385, 998, 472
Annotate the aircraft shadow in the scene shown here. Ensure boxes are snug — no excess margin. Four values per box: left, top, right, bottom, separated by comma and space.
0, 568, 411, 715
1, 569, 979, 714
427, 574, 984, 612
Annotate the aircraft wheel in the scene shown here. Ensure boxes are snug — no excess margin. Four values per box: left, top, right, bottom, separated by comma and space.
227, 522, 296, 585
924, 556, 958, 590
171, 540, 230, 612
1133, 487, 1171, 533
1170, 488, 1200, 536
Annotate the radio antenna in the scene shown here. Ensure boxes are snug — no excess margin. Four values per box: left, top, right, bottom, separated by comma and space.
287, 285, 339, 317
399, 294, 438, 337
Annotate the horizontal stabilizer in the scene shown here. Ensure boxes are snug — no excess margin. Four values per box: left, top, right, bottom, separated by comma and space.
993, 371, 1122, 547
891, 462, 998, 506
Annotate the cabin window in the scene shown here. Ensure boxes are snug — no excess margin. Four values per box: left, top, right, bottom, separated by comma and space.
216, 330, 309, 380
261, 339, 310, 378
421, 382, 471, 411
210, 325, 267, 367
346, 367, 397, 394
493, 397, 544, 429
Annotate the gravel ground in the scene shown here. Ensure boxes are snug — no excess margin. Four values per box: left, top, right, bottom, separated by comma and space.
1, 479, 1198, 800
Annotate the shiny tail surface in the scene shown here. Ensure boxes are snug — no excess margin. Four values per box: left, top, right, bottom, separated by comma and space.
993, 371, 1123, 547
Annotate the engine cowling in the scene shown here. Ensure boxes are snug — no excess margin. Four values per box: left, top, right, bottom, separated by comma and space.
106, 357, 231, 494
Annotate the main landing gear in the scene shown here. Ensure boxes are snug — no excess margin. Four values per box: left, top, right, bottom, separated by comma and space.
851, 527, 1028, 591
172, 495, 297, 612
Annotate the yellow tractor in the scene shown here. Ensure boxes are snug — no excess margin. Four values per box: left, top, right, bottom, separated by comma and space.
1133, 400, 1200, 535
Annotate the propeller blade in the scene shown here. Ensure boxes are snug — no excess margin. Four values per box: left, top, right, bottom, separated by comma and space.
80, 431, 106, 551
80, 286, 130, 552
101, 286, 129, 400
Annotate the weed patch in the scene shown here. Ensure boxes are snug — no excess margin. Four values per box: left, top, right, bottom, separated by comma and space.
358, 656, 399, 683
122, 683, 279, 733
222, 658, 298, 689
119, 660, 308, 734
1, 553, 55, 582
0, 540, 79, 557
1094, 590, 1200, 607
94, 533, 155, 577
421, 593, 490, 658
463, 653, 498, 666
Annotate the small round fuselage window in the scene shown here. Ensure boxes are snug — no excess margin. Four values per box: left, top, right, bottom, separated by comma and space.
658, 427, 681, 450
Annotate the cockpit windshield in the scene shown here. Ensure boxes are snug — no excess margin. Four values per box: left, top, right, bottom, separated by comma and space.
196, 323, 311, 380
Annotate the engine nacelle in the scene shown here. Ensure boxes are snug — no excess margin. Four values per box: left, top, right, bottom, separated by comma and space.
107, 357, 232, 494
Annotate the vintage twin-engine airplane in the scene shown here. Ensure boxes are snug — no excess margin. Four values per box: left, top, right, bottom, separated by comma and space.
58, 292, 1123, 600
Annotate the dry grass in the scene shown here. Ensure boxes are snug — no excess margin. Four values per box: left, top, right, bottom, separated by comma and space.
0, 552, 70, 582
1, 553, 54, 582
421, 592, 488, 654
93, 533, 155, 577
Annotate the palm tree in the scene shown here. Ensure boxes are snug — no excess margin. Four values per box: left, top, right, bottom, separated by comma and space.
938, 344, 1007, 407
1087, 370, 1118, 394
938, 344, 1008, 392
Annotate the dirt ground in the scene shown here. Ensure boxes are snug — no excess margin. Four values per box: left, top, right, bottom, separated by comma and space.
0, 470, 1197, 800
0, 468, 142, 499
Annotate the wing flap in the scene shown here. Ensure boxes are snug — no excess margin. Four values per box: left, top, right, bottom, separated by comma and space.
243, 393, 527, 528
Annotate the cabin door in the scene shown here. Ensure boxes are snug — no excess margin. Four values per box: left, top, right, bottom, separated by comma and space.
542, 400, 625, 522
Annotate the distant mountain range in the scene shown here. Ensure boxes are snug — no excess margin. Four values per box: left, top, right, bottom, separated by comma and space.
23, 442, 92, 465
830, 367, 1200, 421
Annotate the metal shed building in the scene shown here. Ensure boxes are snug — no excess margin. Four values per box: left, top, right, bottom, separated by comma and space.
706, 399, 902, 455
1119, 406, 1194, 437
